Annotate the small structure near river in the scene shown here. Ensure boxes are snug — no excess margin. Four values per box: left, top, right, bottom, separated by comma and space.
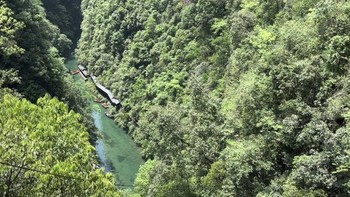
91, 76, 121, 107
78, 65, 90, 77
78, 65, 90, 80
72, 64, 121, 107
71, 65, 90, 80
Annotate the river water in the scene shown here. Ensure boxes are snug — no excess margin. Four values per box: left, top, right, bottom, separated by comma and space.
65, 56, 143, 187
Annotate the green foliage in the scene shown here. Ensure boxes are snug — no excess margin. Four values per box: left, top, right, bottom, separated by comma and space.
134, 160, 157, 196
0, 0, 87, 115
77, 0, 350, 196
202, 137, 274, 196
0, 0, 24, 56
0, 94, 120, 196
42, 0, 82, 45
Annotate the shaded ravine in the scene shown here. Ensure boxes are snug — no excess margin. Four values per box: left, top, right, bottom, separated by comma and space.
65, 55, 144, 187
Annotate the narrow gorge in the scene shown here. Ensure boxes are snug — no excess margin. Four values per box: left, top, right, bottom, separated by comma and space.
3, 0, 350, 196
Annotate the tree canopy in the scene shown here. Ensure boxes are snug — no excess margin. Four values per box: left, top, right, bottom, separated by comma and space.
0, 0, 120, 195
77, 0, 350, 196
0, 94, 120, 196
3, 0, 350, 195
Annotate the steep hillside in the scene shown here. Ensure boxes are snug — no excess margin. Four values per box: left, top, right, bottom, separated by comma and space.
42, 0, 82, 55
78, 0, 350, 196
0, 0, 119, 195
0, 0, 85, 110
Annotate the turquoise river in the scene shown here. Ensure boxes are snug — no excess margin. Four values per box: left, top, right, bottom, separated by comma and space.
65, 55, 144, 187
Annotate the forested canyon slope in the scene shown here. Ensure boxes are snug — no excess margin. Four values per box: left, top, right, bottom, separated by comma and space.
0, 0, 119, 196
2, 0, 350, 196
78, 0, 350, 196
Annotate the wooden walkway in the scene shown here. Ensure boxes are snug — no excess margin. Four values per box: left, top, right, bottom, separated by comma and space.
71, 66, 88, 81
71, 70, 80, 75
94, 98, 103, 103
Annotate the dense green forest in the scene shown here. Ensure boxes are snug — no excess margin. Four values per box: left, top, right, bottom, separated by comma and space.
0, 0, 119, 195
0, 0, 83, 107
77, 0, 350, 196
42, 0, 82, 55
0, 94, 119, 196
3, 0, 350, 196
